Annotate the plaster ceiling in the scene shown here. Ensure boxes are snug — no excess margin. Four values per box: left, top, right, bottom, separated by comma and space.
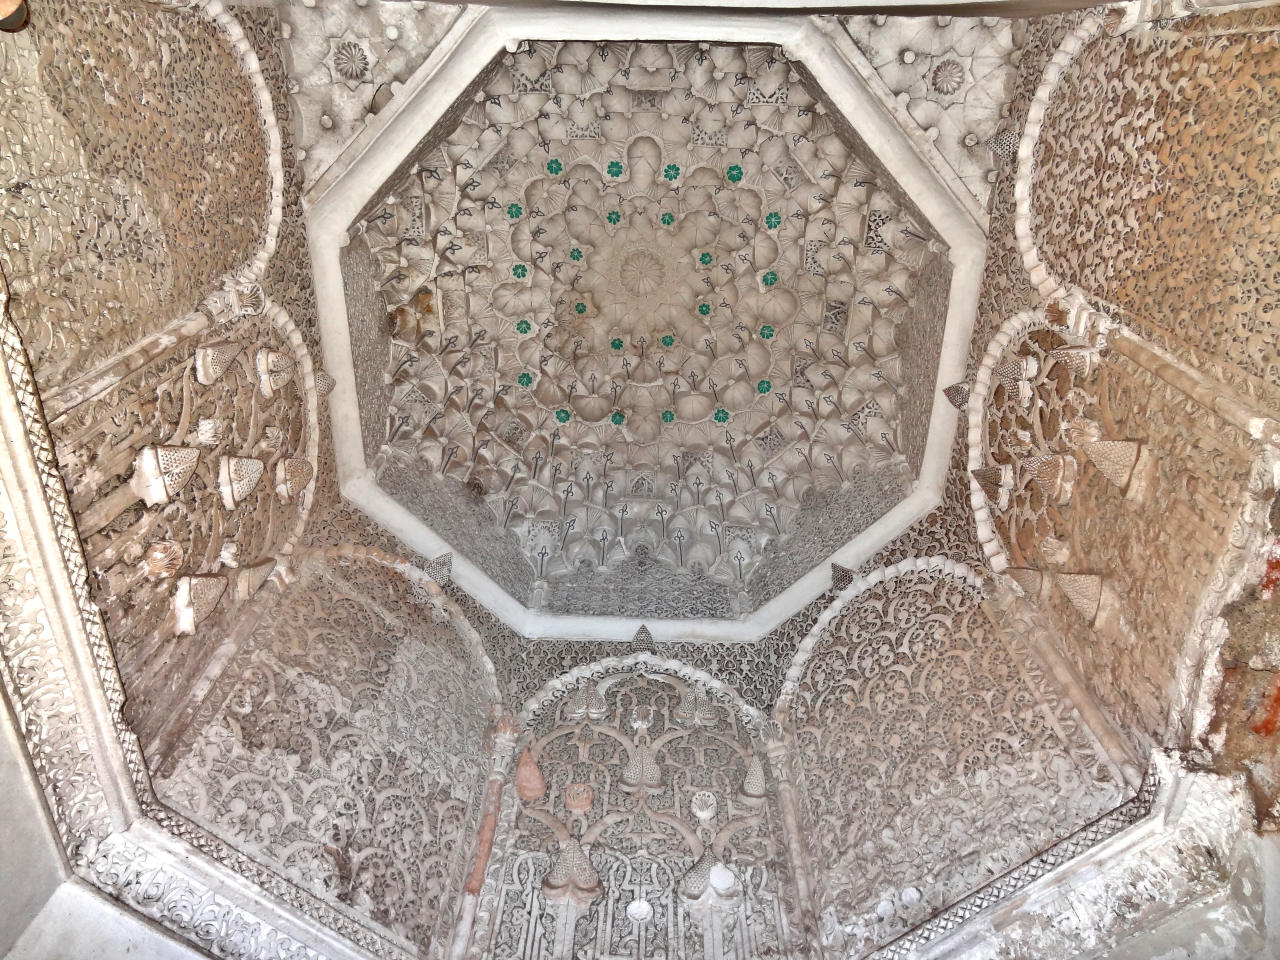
312, 14, 984, 639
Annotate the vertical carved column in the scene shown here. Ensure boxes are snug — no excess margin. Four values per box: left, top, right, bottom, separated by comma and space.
762, 717, 818, 956
450, 713, 518, 960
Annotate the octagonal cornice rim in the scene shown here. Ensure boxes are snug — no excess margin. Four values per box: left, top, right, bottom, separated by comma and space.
305, 5, 985, 642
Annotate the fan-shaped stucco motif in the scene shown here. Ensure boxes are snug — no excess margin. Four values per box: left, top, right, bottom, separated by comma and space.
354, 41, 953, 618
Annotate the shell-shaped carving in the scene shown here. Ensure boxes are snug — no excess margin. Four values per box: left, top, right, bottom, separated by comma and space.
195, 340, 243, 385
275, 457, 314, 502
690, 790, 717, 821
235, 283, 265, 317
203, 282, 264, 323
131, 445, 199, 507
331, 40, 370, 82
218, 455, 264, 510
141, 540, 183, 579
255, 349, 295, 398
943, 382, 970, 410
314, 368, 336, 399
1065, 417, 1102, 447
173, 574, 226, 635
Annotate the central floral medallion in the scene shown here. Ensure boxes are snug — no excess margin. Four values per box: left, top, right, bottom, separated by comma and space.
618, 248, 666, 298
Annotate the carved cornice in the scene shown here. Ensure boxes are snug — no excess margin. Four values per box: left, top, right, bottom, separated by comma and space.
884, 752, 1263, 960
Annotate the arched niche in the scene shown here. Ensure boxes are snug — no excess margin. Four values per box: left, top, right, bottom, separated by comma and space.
775, 558, 1125, 956
476, 654, 803, 960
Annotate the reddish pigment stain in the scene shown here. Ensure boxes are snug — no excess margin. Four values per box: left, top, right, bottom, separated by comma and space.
1260, 541, 1280, 597
1250, 674, 1280, 738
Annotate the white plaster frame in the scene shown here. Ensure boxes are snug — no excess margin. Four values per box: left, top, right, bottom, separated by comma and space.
1012, 12, 1104, 303
307, 6, 986, 643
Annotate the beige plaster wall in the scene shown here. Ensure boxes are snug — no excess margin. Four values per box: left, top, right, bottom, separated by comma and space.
0, 688, 63, 956
7, 882, 206, 960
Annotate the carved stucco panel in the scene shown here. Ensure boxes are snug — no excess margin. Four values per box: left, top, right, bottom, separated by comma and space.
276, 0, 463, 188
1041, 353, 1257, 743
157, 554, 498, 956
971, 309, 1261, 745
780, 568, 1125, 958
0, 0, 280, 392
476, 659, 803, 960
840, 15, 1021, 210
0, 263, 357, 960
49, 301, 318, 701
83, 833, 326, 960
0, 0, 309, 749
858, 432, 986, 576
1029, 7, 1280, 410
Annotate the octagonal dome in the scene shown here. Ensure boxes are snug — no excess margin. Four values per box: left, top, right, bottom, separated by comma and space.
309, 10, 984, 641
